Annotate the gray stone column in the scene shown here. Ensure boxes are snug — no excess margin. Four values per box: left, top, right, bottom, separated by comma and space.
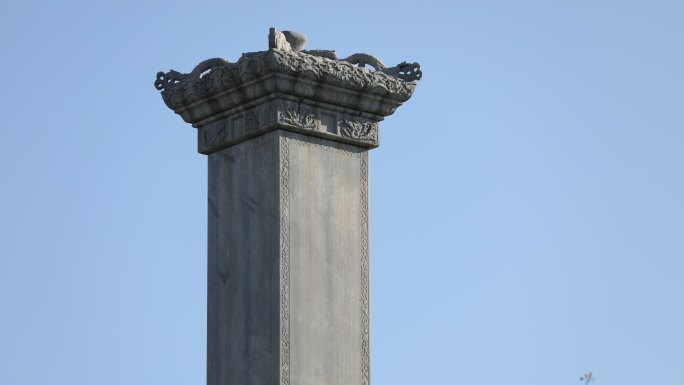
154, 28, 421, 385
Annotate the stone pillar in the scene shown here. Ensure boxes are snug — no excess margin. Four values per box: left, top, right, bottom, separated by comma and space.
154, 28, 421, 385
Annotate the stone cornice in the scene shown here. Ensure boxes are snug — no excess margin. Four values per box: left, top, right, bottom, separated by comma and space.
156, 49, 418, 123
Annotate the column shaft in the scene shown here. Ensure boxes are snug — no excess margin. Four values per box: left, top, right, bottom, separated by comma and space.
207, 130, 370, 385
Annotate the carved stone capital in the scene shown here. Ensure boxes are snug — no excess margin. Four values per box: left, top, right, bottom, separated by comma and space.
155, 28, 421, 153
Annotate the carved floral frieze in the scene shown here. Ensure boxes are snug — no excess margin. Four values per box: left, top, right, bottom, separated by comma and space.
198, 100, 380, 154
278, 104, 317, 129
339, 120, 378, 144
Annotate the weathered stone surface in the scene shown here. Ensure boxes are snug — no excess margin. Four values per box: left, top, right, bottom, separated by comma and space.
154, 28, 420, 385
207, 131, 281, 385
207, 131, 369, 385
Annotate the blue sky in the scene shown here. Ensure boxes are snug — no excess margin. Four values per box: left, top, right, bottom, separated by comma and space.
1, 1, 683, 384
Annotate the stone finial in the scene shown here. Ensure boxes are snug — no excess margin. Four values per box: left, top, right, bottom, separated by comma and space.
269, 28, 308, 51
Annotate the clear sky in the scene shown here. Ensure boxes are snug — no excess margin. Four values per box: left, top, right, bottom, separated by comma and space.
1, 1, 682, 384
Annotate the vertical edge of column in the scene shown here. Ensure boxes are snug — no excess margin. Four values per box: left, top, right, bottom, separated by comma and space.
279, 131, 291, 385
206, 151, 220, 385
361, 150, 371, 385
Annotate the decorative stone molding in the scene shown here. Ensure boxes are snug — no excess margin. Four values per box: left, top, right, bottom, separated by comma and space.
359, 150, 371, 385
197, 99, 381, 154
155, 49, 416, 120
155, 28, 420, 153
339, 120, 379, 143
278, 104, 317, 129
279, 136, 291, 385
